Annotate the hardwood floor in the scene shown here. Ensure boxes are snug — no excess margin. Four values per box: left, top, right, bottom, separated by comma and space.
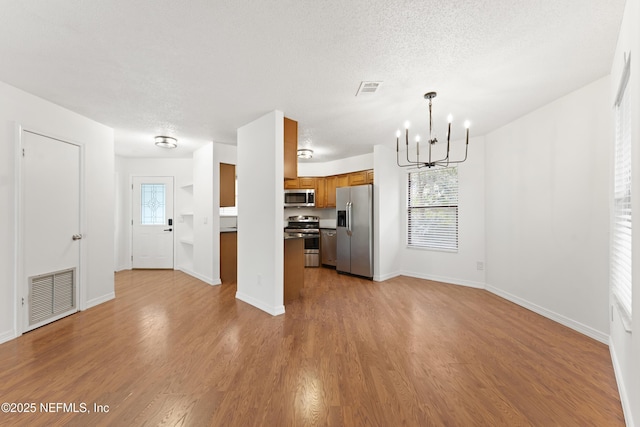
0, 268, 624, 426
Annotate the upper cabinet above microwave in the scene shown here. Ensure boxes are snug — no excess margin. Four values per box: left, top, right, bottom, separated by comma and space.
283, 117, 298, 180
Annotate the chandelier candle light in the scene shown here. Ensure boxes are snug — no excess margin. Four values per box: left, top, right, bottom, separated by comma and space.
396, 92, 470, 168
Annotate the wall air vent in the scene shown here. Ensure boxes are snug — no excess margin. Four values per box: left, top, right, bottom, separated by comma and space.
356, 81, 383, 96
29, 268, 76, 326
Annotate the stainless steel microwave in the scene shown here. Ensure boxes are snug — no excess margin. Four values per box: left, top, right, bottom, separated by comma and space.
284, 189, 315, 207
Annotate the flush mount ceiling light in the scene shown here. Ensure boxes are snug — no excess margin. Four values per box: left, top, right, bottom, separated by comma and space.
154, 135, 177, 149
297, 148, 313, 159
396, 92, 470, 168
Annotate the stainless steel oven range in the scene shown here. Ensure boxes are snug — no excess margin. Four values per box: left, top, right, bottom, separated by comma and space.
285, 215, 320, 267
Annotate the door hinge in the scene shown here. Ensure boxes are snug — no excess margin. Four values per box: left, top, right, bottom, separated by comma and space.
22, 148, 25, 157
131, 255, 133, 261
131, 219, 133, 225
21, 297, 25, 306
131, 184, 133, 190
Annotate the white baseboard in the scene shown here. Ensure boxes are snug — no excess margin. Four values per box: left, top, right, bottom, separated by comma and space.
0, 329, 16, 345
84, 292, 115, 310
177, 267, 219, 286
486, 284, 609, 344
114, 264, 128, 272
402, 270, 485, 289
609, 340, 634, 427
374, 271, 402, 282
235, 292, 285, 316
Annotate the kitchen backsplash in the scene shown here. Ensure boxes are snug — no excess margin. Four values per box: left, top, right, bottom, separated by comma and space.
220, 216, 237, 228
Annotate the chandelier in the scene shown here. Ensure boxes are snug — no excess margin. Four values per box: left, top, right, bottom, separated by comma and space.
396, 92, 470, 168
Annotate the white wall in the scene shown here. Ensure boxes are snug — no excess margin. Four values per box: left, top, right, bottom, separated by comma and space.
485, 77, 611, 343
193, 143, 215, 284
113, 157, 193, 272
298, 153, 373, 177
0, 80, 114, 344
373, 145, 403, 281
236, 111, 285, 315
398, 136, 486, 288
609, 0, 640, 424
212, 142, 238, 270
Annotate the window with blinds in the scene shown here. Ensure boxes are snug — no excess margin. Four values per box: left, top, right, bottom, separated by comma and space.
407, 167, 458, 251
611, 58, 632, 327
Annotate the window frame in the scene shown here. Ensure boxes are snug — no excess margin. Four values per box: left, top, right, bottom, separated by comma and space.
406, 167, 459, 252
611, 55, 632, 330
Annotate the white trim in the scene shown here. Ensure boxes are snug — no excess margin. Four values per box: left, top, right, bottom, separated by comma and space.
235, 291, 285, 316
176, 266, 219, 286
115, 264, 129, 273
14, 124, 86, 335
486, 284, 609, 344
84, 292, 116, 310
26, 309, 77, 332
130, 176, 176, 270
13, 123, 22, 339
373, 271, 402, 282
614, 52, 631, 107
609, 339, 634, 427
402, 270, 485, 289
0, 330, 17, 345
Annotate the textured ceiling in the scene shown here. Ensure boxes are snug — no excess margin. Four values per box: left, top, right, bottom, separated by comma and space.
0, 1, 625, 161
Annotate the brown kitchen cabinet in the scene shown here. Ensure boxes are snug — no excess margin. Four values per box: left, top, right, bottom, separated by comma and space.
366, 169, 374, 184
220, 231, 237, 284
348, 170, 367, 186
284, 117, 298, 180
284, 170, 373, 206
298, 177, 315, 189
284, 178, 299, 189
220, 163, 236, 207
284, 176, 316, 190
315, 177, 326, 208
284, 237, 305, 303
325, 176, 337, 207
336, 174, 349, 188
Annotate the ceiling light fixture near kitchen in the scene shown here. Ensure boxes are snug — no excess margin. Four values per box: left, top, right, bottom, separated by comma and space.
396, 92, 470, 168
155, 135, 177, 149
297, 148, 313, 159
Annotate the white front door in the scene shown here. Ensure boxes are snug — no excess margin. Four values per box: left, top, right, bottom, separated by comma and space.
22, 130, 81, 332
132, 176, 174, 269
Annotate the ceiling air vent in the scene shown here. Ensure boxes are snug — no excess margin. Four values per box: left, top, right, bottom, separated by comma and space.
356, 81, 382, 96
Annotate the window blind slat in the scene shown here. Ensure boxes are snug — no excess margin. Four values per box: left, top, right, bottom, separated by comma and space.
611, 75, 632, 322
408, 168, 458, 251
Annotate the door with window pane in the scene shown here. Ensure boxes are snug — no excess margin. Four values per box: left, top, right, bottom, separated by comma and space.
132, 176, 174, 269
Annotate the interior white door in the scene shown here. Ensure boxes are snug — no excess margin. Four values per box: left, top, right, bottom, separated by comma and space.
22, 131, 81, 332
132, 176, 174, 269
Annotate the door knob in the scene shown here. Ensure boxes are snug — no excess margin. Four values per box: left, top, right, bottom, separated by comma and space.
72, 234, 83, 240
164, 228, 173, 232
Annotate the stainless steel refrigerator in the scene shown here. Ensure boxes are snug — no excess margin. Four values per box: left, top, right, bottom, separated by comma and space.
336, 184, 373, 278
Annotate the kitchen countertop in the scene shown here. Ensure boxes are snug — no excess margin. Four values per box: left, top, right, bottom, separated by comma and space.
319, 219, 337, 229
284, 232, 318, 240
220, 227, 237, 233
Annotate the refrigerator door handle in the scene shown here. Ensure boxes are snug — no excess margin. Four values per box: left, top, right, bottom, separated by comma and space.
347, 202, 353, 235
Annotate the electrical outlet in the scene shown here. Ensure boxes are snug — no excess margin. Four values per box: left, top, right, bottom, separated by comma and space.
477, 261, 484, 271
